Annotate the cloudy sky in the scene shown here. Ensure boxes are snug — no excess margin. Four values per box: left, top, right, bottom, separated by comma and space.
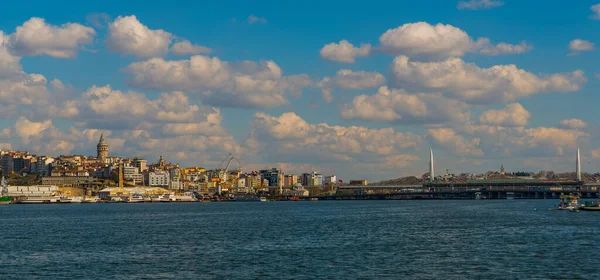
1, 0, 600, 181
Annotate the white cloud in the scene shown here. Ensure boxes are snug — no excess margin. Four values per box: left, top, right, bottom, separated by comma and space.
318, 70, 384, 102
457, 0, 504, 10
171, 40, 211, 55
106, 15, 172, 58
340, 86, 470, 124
591, 148, 600, 159
568, 39, 594, 56
479, 103, 531, 127
591, 4, 600, 20
378, 22, 530, 60
428, 128, 483, 156
559, 118, 588, 129
124, 55, 312, 108
248, 112, 421, 164
390, 55, 586, 103
86, 13, 111, 28
14, 117, 52, 143
7, 17, 95, 58
474, 38, 532, 55
319, 40, 371, 63
247, 15, 268, 24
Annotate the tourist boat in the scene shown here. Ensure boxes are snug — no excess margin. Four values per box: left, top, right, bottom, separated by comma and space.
128, 195, 145, 203
557, 194, 579, 210
69, 196, 84, 203
20, 197, 52, 204
82, 196, 100, 203
579, 200, 600, 211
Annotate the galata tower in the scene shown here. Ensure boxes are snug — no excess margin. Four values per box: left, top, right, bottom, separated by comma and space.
97, 133, 109, 161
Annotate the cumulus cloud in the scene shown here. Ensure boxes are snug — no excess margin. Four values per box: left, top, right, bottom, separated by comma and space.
318, 70, 384, 102
591, 4, 600, 20
390, 56, 586, 104
473, 38, 532, 56
106, 15, 172, 58
124, 55, 312, 108
457, 0, 504, 10
340, 86, 470, 124
378, 22, 530, 60
248, 112, 421, 164
171, 40, 211, 55
568, 39, 594, 56
479, 103, 531, 127
559, 118, 588, 129
247, 15, 268, 24
319, 40, 371, 63
7, 17, 95, 58
428, 128, 483, 156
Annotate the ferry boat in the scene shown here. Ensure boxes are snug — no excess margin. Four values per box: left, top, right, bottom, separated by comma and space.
579, 200, 600, 211
557, 194, 579, 210
20, 197, 52, 204
0, 176, 11, 204
82, 196, 100, 203
128, 195, 145, 203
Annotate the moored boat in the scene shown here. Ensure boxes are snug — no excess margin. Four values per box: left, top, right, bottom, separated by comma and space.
557, 194, 579, 210
579, 200, 600, 211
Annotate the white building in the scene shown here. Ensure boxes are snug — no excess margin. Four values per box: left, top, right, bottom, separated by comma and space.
324, 175, 337, 184
145, 171, 170, 187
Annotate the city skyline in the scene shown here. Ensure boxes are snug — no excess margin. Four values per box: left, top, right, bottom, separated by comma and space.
1, 0, 600, 181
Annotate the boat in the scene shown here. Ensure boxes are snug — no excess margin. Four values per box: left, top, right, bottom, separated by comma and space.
158, 194, 171, 202
169, 192, 197, 202
69, 196, 84, 203
110, 197, 124, 203
259, 197, 268, 202
82, 196, 100, 203
20, 197, 52, 204
579, 200, 600, 211
128, 195, 145, 203
0, 176, 11, 204
557, 194, 579, 210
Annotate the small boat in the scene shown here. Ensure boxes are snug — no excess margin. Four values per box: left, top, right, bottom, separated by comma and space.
69, 196, 84, 203
579, 200, 600, 211
557, 194, 579, 210
110, 197, 124, 203
128, 195, 144, 203
82, 196, 100, 203
259, 197, 267, 202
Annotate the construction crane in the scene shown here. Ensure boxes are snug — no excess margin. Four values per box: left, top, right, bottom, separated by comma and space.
214, 153, 242, 195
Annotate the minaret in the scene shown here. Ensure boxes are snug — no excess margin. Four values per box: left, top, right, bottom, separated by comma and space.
576, 147, 581, 182
500, 164, 505, 176
429, 148, 435, 183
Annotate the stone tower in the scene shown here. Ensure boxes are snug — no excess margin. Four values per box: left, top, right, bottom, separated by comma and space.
97, 133, 109, 161
500, 164, 505, 176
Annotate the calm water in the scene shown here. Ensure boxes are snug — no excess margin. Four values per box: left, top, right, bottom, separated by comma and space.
1, 200, 600, 279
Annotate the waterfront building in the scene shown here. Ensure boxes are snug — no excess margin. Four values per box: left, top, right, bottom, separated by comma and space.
97, 134, 109, 162
260, 168, 282, 187
1, 153, 14, 175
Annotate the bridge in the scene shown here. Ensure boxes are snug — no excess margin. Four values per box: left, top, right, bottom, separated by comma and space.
315, 147, 600, 200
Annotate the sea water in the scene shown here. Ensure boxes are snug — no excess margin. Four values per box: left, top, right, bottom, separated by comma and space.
1, 200, 599, 279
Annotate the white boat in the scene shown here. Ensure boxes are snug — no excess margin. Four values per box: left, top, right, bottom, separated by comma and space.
69, 196, 84, 203
259, 197, 267, 202
111, 197, 124, 203
20, 197, 52, 204
128, 195, 144, 203
158, 194, 171, 202
169, 192, 197, 202
557, 194, 579, 210
82, 196, 100, 203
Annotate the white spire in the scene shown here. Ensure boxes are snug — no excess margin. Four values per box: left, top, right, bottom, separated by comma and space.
576, 147, 581, 181
429, 148, 435, 183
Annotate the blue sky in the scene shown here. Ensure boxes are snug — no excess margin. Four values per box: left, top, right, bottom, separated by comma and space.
1, 0, 600, 181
